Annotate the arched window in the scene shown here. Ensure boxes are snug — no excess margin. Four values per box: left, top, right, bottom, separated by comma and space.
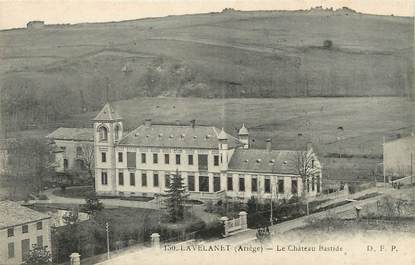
114, 125, 120, 140
98, 126, 108, 142
76, 146, 82, 156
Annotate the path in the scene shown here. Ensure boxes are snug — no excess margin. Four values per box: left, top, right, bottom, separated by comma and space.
42, 187, 220, 222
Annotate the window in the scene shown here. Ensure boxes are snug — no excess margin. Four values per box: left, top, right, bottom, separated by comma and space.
165, 174, 170, 188
7, 227, 14, 237
101, 152, 106, 163
198, 154, 208, 170
141, 153, 146, 164
251, 177, 258, 192
264, 178, 270, 193
312, 177, 315, 191
153, 173, 159, 187
37, 236, 43, 247
317, 176, 321, 193
142, 173, 147, 186
153, 153, 158, 164
278, 179, 285, 194
227, 176, 233, 191
21, 239, 30, 260
76, 146, 82, 156
164, 154, 169, 164
175, 154, 181, 165
188, 154, 194, 165
199, 176, 209, 192
130, 173, 135, 186
115, 125, 120, 140
22, 224, 28, 234
63, 159, 68, 169
291, 179, 298, 194
214, 155, 219, 166
239, 176, 245, 192
99, 126, 108, 141
118, 172, 124, 185
214, 176, 221, 192
36, 221, 42, 230
101, 172, 108, 185
188, 175, 195, 191
127, 152, 136, 168
118, 152, 123, 162
312, 159, 315, 168
8, 242, 14, 259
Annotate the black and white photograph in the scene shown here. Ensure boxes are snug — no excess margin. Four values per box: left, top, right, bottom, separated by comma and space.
0, 0, 414, 264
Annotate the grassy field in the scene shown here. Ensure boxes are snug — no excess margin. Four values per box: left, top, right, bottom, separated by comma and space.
0, 9, 413, 133
62, 96, 414, 185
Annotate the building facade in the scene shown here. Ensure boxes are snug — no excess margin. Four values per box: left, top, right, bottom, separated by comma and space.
384, 134, 415, 181
93, 103, 322, 202
0, 201, 51, 265
47, 128, 94, 183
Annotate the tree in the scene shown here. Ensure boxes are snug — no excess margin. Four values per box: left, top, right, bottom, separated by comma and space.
163, 170, 189, 222
291, 148, 320, 198
5, 138, 55, 199
81, 192, 104, 217
23, 245, 52, 265
76, 143, 95, 189
323, 40, 333, 49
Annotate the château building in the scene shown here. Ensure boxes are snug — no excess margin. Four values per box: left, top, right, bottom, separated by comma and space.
92, 103, 322, 202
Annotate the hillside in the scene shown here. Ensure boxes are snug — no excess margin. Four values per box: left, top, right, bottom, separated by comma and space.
0, 9, 413, 133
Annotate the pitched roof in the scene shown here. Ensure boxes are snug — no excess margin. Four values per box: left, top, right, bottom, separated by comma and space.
46, 127, 94, 141
93, 103, 123, 121
0, 201, 50, 229
119, 124, 242, 149
228, 149, 304, 174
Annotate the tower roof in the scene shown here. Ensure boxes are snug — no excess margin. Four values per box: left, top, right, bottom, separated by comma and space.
217, 128, 228, 140
92, 103, 123, 121
238, 123, 249, 136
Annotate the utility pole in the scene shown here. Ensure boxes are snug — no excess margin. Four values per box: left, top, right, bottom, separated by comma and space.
106, 222, 110, 260
383, 136, 386, 188
270, 183, 273, 226
411, 152, 413, 186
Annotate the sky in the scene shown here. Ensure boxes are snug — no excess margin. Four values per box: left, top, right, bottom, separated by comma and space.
0, 0, 413, 29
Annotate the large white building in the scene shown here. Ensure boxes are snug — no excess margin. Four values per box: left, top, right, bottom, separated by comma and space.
92, 103, 322, 202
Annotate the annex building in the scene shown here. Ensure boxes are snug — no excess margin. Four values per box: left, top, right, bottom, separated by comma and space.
89, 103, 322, 202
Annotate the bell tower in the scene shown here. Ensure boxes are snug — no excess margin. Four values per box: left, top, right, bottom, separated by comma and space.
92, 103, 123, 196
238, 123, 249, 149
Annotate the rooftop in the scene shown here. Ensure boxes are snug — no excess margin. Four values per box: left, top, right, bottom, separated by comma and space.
93, 103, 123, 121
0, 201, 50, 230
228, 148, 305, 174
119, 124, 242, 149
46, 127, 94, 141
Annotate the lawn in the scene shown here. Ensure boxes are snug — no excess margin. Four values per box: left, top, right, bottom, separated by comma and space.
52, 186, 93, 198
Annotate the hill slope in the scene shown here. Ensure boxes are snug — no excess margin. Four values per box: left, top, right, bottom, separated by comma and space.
0, 9, 413, 132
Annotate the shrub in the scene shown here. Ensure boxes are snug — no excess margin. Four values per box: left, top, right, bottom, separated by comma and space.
323, 40, 333, 49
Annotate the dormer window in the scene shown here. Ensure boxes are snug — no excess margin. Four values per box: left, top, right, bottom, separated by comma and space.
98, 126, 108, 142
256, 159, 261, 163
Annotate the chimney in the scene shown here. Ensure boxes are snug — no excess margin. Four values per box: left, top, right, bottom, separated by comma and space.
175, 120, 180, 126
307, 142, 313, 152
144, 119, 152, 128
265, 139, 272, 152
190, 119, 196, 128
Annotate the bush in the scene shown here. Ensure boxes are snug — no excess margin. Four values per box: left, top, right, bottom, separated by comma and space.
323, 40, 333, 49
197, 220, 223, 239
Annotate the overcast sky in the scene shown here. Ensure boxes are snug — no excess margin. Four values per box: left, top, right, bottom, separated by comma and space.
0, 0, 413, 29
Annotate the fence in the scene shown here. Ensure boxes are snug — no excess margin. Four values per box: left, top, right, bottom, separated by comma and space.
221, 211, 247, 237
